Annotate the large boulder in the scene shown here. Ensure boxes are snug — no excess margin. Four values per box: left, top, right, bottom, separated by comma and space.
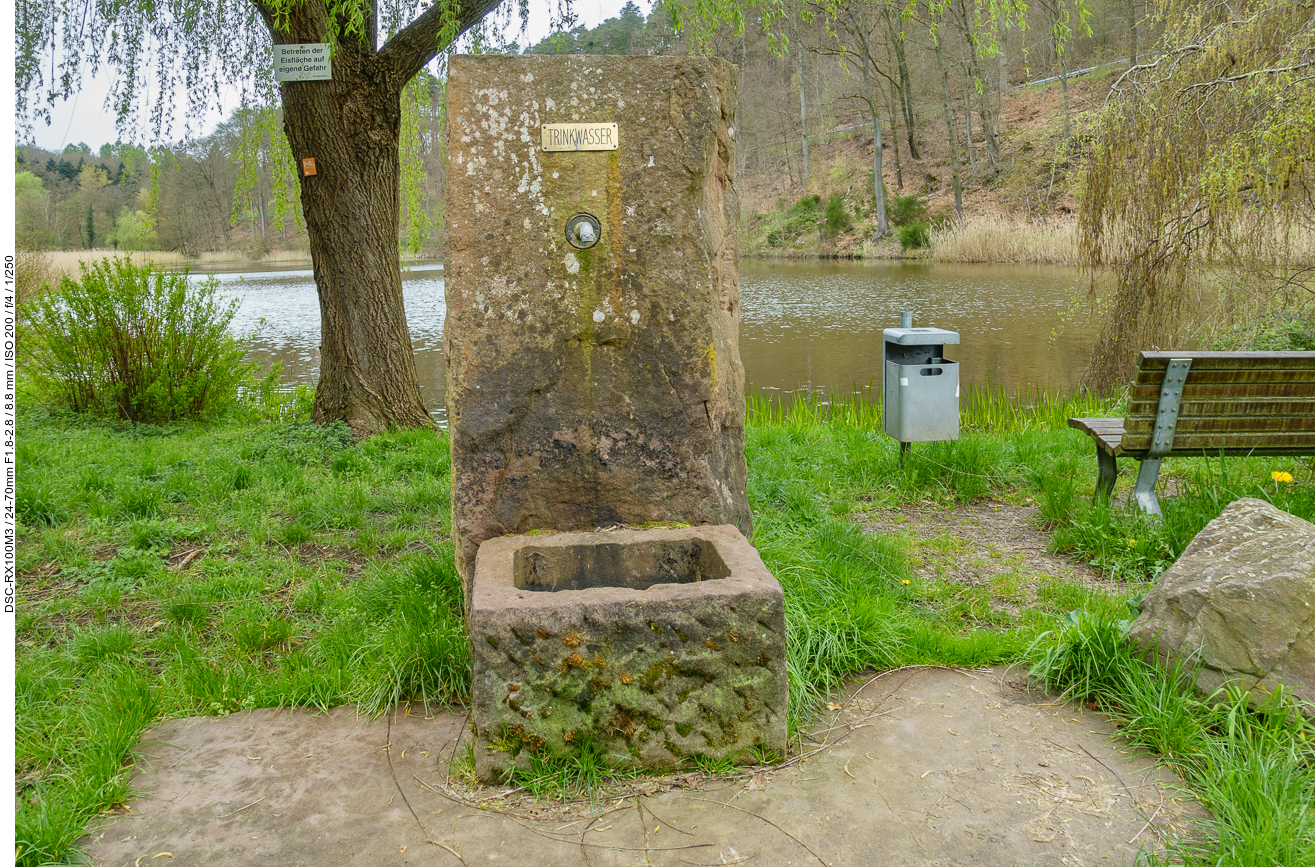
1128, 497, 1315, 714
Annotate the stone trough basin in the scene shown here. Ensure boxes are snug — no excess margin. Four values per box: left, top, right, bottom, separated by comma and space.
469, 525, 788, 782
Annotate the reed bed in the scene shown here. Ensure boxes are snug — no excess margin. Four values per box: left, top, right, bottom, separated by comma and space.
930, 215, 1080, 266
42, 248, 320, 277
41, 249, 191, 279
194, 250, 250, 264
930, 214, 1315, 269
257, 250, 314, 265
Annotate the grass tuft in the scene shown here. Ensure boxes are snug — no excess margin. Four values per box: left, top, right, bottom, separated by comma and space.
504, 735, 639, 803
1028, 607, 1315, 866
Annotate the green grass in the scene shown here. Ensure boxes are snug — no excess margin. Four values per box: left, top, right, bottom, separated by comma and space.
742, 386, 1149, 729
15, 387, 1314, 863
502, 734, 641, 804
1029, 608, 1315, 867
14, 408, 464, 865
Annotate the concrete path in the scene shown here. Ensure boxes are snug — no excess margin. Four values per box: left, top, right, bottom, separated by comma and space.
84, 667, 1204, 867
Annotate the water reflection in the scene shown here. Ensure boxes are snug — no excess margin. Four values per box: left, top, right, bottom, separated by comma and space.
209, 258, 1094, 417
739, 259, 1094, 397
212, 265, 449, 413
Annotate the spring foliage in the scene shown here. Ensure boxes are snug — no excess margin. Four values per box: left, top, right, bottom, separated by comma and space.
25, 259, 255, 423
1079, 0, 1315, 390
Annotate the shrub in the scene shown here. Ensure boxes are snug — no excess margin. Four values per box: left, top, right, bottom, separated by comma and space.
765, 195, 824, 247
897, 222, 930, 250
25, 258, 254, 424
886, 194, 929, 227
1213, 311, 1315, 351
824, 193, 852, 236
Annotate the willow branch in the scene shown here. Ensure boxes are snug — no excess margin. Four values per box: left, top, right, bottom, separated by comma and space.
379, 0, 500, 84
1178, 59, 1315, 91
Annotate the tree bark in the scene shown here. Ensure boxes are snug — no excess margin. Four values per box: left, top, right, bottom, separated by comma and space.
1058, 47, 1071, 139
949, 0, 1003, 167
797, 41, 809, 190
934, 38, 965, 225
254, 0, 496, 435
883, 9, 919, 160
998, 23, 1009, 94
862, 52, 889, 235
1129, 0, 1139, 67
963, 88, 975, 166
886, 78, 903, 191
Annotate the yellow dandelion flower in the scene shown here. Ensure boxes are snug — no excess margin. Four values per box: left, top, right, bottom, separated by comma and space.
901, 579, 911, 585
1272, 471, 1294, 484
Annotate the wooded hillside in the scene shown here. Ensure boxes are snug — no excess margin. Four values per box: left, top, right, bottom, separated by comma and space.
15, 0, 1152, 259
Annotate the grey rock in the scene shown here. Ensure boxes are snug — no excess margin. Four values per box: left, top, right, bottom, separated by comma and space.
468, 525, 788, 783
443, 55, 751, 592
1128, 497, 1315, 714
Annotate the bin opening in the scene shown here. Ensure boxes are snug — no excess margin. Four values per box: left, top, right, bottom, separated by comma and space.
919, 367, 944, 376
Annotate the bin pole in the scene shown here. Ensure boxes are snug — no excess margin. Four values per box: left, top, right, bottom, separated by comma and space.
899, 441, 910, 467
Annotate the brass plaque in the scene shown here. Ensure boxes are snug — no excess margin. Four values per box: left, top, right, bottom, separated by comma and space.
541, 123, 619, 152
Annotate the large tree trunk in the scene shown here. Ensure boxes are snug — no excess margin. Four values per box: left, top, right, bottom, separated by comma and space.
280, 71, 432, 434
255, 0, 495, 435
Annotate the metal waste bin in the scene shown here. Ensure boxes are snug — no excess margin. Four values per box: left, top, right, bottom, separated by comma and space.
883, 311, 960, 447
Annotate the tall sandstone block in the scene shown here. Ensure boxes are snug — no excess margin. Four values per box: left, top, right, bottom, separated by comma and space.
444, 55, 751, 588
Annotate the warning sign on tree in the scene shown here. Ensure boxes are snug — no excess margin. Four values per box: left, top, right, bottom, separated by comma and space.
274, 44, 332, 82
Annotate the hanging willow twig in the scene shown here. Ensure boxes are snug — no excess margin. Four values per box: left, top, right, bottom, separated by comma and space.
1079, 0, 1315, 392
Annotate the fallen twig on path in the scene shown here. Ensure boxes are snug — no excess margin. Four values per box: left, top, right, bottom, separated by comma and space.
675, 796, 829, 867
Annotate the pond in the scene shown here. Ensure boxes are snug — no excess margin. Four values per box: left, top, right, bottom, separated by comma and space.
209, 258, 1096, 421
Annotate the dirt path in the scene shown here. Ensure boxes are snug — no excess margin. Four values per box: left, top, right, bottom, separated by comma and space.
84, 666, 1203, 867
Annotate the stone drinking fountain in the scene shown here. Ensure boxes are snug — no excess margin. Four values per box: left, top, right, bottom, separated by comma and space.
444, 54, 787, 782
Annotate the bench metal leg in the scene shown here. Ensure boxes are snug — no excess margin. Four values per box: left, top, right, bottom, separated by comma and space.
1095, 450, 1117, 503
1134, 458, 1163, 516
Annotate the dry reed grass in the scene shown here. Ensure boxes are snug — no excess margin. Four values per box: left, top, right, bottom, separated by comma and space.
43, 248, 323, 277
929, 215, 1080, 266
195, 251, 248, 264
43, 250, 191, 279
195, 249, 314, 265
932, 214, 1315, 270
258, 250, 313, 265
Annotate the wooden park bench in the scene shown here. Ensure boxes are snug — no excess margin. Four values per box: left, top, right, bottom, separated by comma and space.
1069, 351, 1315, 515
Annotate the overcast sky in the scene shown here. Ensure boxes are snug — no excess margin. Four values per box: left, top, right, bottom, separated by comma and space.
25, 0, 651, 154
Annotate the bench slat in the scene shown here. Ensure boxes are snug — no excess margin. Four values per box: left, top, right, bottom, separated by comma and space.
1068, 417, 1126, 456
1130, 382, 1315, 402
1140, 351, 1315, 369
1121, 431, 1315, 453
1134, 368, 1315, 386
1068, 417, 1125, 432
1127, 398, 1315, 418
1126, 415, 1315, 434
